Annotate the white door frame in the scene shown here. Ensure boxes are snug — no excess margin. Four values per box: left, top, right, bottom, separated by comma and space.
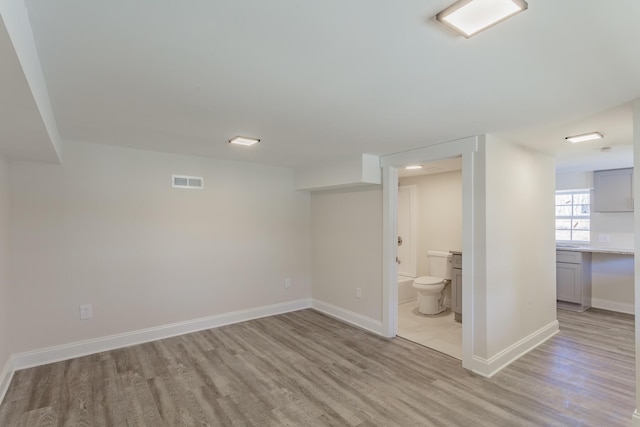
380, 135, 480, 370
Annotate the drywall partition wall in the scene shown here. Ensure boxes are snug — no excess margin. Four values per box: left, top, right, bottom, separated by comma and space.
0, 154, 11, 381
8, 140, 312, 356
483, 135, 558, 361
399, 171, 462, 277
310, 186, 384, 333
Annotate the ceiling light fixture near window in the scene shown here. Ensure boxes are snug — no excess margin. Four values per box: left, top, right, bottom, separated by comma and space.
405, 165, 423, 170
564, 132, 603, 144
229, 136, 260, 147
436, 0, 528, 38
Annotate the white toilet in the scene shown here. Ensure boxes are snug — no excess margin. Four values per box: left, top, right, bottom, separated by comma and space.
413, 251, 452, 315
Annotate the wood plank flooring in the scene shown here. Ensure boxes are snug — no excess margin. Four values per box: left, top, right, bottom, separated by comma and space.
0, 308, 635, 426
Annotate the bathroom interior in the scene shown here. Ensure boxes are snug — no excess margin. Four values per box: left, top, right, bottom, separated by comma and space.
396, 156, 463, 360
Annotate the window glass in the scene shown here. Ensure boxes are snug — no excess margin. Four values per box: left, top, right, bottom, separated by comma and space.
555, 190, 590, 243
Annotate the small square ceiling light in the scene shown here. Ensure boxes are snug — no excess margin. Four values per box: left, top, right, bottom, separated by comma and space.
436, 0, 528, 38
229, 136, 260, 147
565, 132, 603, 144
405, 165, 423, 170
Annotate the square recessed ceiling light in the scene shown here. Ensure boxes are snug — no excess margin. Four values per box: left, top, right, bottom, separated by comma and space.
229, 136, 260, 147
565, 132, 603, 143
405, 165, 423, 170
436, 0, 528, 38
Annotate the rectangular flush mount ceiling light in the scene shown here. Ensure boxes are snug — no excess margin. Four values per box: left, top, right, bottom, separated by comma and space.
229, 136, 260, 146
565, 132, 603, 143
436, 0, 528, 38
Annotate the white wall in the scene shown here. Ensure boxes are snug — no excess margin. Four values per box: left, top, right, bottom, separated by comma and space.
8, 140, 311, 353
556, 171, 592, 190
0, 154, 10, 371
484, 136, 557, 358
311, 186, 382, 322
399, 170, 462, 277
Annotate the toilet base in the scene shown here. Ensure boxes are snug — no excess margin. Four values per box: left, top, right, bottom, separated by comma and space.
417, 292, 445, 315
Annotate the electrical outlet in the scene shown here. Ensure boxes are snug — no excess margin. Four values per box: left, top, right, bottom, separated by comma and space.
356, 288, 362, 299
598, 233, 611, 243
284, 277, 291, 289
79, 304, 93, 320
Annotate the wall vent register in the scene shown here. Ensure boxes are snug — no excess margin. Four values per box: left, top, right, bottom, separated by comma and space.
172, 175, 204, 189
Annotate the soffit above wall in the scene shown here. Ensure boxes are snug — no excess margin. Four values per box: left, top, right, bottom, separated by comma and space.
0, 14, 59, 163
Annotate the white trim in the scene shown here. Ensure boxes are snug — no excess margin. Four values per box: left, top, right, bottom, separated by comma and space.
12, 299, 312, 371
311, 299, 385, 336
0, 356, 15, 405
381, 165, 399, 338
632, 409, 640, 426
471, 320, 560, 378
591, 298, 635, 315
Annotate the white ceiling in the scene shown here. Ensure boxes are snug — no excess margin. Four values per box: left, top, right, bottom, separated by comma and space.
3, 0, 640, 171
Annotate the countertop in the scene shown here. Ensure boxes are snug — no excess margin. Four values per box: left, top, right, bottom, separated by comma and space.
556, 245, 634, 255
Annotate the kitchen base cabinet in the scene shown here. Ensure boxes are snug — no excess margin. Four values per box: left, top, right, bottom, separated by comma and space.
556, 250, 592, 312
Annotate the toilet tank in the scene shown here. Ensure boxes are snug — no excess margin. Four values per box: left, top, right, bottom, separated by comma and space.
427, 250, 452, 279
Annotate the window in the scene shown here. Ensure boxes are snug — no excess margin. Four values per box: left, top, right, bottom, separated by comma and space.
555, 190, 590, 242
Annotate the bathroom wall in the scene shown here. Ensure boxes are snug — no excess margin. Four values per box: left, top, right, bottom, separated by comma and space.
556, 170, 634, 313
0, 154, 11, 376
8, 140, 312, 354
399, 170, 462, 277
311, 186, 383, 323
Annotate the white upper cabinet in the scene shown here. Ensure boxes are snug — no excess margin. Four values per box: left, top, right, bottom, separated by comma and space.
593, 168, 634, 212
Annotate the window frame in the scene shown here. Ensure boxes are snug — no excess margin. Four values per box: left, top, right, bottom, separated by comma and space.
555, 189, 591, 243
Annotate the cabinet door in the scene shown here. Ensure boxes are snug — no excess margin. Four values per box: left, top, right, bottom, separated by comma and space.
594, 168, 633, 212
452, 269, 462, 314
556, 262, 582, 303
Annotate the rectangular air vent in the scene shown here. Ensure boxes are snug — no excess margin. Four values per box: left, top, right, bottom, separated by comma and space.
172, 175, 204, 189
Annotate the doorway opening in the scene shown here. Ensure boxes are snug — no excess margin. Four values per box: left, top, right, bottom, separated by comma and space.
396, 157, 463, 359
380, 135, 478, 371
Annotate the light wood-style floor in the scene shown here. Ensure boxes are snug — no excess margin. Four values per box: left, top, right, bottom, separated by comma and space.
0, 308, 635, 426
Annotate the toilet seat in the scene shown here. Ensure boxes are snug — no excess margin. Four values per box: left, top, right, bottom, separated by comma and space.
413, 276, 444, 287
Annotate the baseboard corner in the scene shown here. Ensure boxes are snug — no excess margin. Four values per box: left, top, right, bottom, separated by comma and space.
472, 319, 560, 378
311, 299, 385, 336
0, 356, 15, 405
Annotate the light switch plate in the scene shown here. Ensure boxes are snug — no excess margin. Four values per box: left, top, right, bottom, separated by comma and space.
598, 233, 611, 243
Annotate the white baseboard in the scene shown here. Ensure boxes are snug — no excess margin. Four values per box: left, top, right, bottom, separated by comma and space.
591, 298, 634, 315
471, 320, 560, 378
632, 409, 640, 426
311, 299, 385, 336
0, 356, 15, 405
12, 298, 312, 371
